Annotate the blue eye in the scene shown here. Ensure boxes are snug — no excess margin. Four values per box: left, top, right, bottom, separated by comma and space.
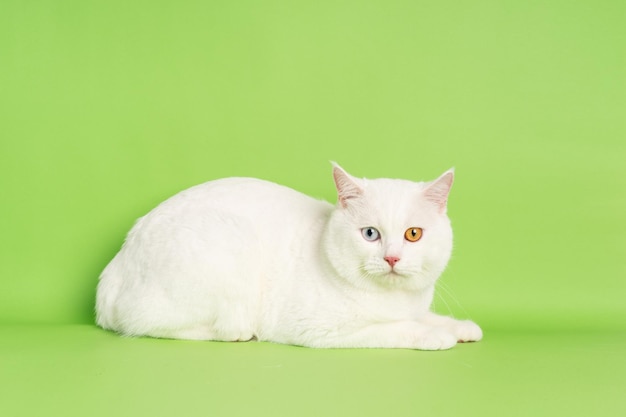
361, 227, 380, 242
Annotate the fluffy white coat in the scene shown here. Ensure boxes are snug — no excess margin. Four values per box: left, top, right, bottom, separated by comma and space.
96, 164, 482, 350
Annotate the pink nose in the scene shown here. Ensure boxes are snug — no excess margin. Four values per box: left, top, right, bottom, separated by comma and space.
384, 256, 400, 267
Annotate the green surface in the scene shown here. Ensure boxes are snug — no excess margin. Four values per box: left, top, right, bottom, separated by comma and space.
1, 0, 624, 416
1, 325, 625, 417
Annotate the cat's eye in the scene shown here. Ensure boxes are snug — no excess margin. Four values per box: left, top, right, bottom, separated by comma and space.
404, 227, 423, 242
361, 227, 380, 242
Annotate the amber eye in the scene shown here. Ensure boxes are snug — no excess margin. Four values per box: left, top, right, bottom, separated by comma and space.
404, 227, 423, 242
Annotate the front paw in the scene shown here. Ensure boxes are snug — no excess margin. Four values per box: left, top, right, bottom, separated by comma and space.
414, 328, 457, 351
451, 320, 483, 343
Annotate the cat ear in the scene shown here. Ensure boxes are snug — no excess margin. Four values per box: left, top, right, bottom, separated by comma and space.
423, 168, 454, 213
331, 162, 363, 208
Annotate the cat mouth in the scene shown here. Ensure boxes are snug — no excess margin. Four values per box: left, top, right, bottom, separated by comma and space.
386, 269, 404, 278
362, 266, 407, 279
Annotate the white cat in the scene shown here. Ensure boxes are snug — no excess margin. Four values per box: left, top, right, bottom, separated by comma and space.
96, 164, 482, 350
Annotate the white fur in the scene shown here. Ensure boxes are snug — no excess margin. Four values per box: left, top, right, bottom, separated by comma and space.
96, 164, 482, 350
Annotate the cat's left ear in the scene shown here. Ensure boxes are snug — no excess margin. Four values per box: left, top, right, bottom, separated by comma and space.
331, 162, 364, 209
424, 169, 454, 213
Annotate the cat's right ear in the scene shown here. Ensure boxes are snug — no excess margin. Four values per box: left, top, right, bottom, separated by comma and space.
331, 162, 363, 208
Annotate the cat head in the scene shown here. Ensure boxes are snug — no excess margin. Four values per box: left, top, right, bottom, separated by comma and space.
323, 163, 454, 292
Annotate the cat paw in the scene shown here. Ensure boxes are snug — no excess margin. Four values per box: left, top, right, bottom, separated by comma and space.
414, 328, 457, 351
450, 320, 483, 343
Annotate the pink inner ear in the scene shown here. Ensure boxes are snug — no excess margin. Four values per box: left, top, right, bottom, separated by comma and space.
333, 166, 363, 208
424, 171, 454, 212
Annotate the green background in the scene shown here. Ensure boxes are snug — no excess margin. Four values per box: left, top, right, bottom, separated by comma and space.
1, 1, 624, 416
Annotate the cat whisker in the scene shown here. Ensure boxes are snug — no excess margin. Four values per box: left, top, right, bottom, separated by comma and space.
435, 280, 472, 320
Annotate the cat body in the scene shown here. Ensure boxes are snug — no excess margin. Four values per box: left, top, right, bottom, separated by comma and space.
96, 165, 482, 350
